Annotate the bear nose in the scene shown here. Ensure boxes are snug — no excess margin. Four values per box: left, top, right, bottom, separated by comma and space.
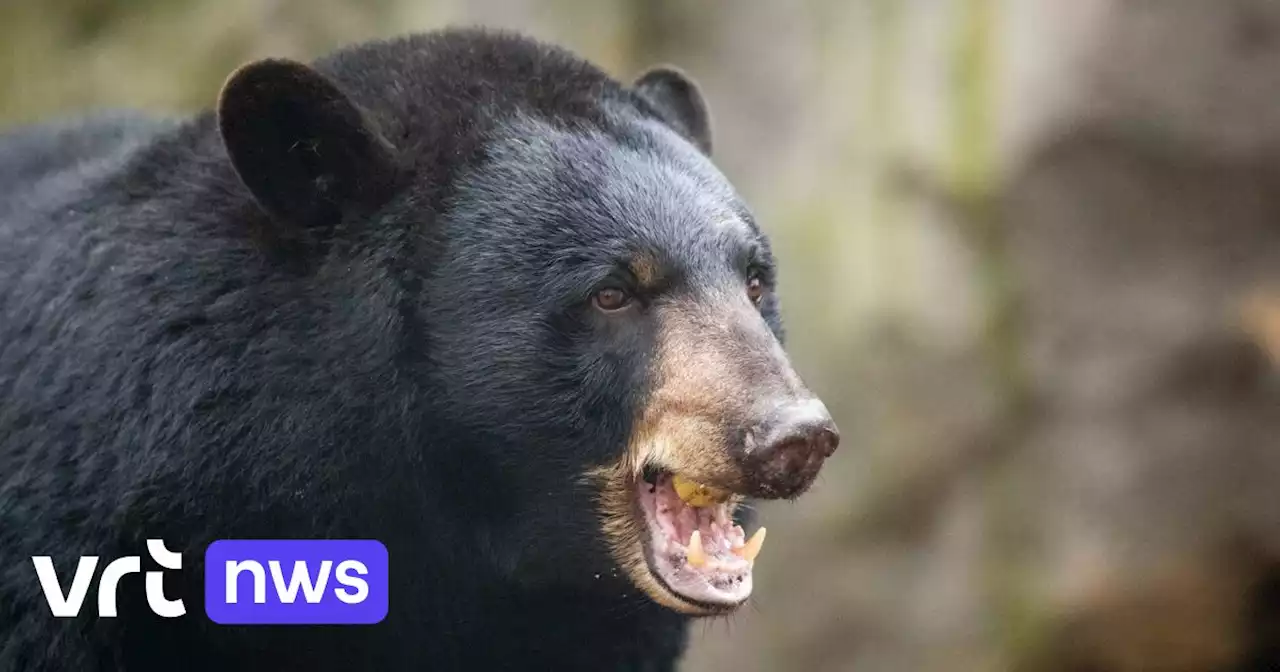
747, 399, 840, 497
759, 401, 840, 460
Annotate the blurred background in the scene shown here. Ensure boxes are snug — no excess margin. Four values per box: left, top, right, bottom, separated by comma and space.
3, 1, 1279, 670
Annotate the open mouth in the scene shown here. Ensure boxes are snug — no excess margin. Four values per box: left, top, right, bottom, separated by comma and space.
635, 469, 764, 612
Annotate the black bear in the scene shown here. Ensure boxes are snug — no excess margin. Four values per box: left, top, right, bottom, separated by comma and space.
0, 28, 839, 671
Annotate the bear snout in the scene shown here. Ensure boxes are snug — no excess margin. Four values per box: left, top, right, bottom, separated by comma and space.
739, 397, 839, 499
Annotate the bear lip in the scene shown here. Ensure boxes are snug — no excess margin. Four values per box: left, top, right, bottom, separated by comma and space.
635, 472, 754, 611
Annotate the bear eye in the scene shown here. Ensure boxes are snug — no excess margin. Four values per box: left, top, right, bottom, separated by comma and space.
747, 275, 765, 306
593, 287, 632, 312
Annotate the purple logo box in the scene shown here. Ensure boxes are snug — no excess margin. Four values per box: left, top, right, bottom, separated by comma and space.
204, 540, 388, 625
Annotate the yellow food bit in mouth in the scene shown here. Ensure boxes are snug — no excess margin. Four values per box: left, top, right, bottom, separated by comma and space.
671, 474, 730, 508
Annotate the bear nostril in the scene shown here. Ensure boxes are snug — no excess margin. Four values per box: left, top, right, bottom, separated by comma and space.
767, 425, 838, 465
815, 427, 840, 458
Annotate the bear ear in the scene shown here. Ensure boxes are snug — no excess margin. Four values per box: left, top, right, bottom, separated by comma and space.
217, 58, 398, 243
633, 66, 713, 155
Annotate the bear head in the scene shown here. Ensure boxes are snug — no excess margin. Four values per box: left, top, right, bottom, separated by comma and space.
214, 29, 839, 616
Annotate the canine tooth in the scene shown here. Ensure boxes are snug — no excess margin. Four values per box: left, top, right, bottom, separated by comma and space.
687, 530, 707, 568
735, 527, 766, 563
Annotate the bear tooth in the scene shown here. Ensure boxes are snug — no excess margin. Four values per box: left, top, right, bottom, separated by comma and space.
672, 474, 729, 508
687, 530, 707, 568
734, 527, 766, 563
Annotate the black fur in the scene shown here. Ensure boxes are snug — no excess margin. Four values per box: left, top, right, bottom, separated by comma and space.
633, 66, 713, 155
0, 28, 776, 671
217, 58, 401, 256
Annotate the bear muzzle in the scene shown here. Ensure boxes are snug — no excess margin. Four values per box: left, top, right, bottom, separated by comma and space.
738, 396, 840, 499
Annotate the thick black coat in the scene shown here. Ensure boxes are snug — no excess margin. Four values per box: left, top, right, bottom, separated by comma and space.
0, 28, 778, 671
